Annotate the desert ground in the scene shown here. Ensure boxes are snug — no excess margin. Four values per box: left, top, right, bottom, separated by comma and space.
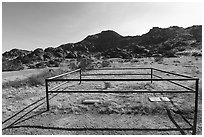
2, 56, 202, 135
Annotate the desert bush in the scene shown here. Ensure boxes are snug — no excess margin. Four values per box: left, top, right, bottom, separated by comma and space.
130, 58, 139, 63
78, 57, 93, 70
118, 59, 124, 63
69, 60, 79, 70
94, 52, 102, 60
47, 60, 59, 67
176, 50, 202, 57
27, 75, 45, 86
173, 60, 180, 63
2, 69, 67, 89
176, 51, 191, 56
154, 56, 163, 62
2, 59, 24, 71
124, 59, 131, 62
103, 82, 111, 89
192, 51, 202, 57
165, 51, 176, 57
101, 60, 111, 67
35, 62, 47, 68
93, 99, 167, 115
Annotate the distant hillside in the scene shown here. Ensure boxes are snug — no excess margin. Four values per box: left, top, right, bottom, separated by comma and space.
2, 25, 202, 71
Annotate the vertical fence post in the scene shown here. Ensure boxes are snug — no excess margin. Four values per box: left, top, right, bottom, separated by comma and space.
151, 68, 153, 83
79, 69, 82, 84
192, 79, 199, 135
45, 79, 49, 111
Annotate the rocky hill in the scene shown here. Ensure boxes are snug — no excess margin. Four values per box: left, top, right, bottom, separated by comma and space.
2, 25, 202, 71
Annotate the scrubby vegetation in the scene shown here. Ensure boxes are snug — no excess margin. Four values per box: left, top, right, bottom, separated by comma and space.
2, 57, 112, 89
154, 56, 163, 63
2, 57, 24, 71
78, 57, 94, 70
101, 60, 111, 67
2, 69, 67, 89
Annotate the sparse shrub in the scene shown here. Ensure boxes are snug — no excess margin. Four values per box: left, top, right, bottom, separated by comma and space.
94, 52, 102, 60
2, 59, 24, 71
28, 64, 36, 69
92, 98, 167, 115
27, 75, 45, 86
101, 60, 111, 67
2, 69, 67, 89
124, 59, 131, 62
154, 56, 163, 63
164, 51, 176, 57
98, 106, 120, 114
78, 57, 93, 70
130, 58, 139, 63
118, 59, 124, 63
36, 62, 47, 68
48, 60, 59, 67
69, 60, 78, 70
173, 60, 180, 63
176, 51, 191, 56
104, 82, 111, 89
192, 51, 202, 57
176, 50, 202, 57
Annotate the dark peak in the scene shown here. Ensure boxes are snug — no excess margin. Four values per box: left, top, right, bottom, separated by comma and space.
2, 48, 31, 60
169, 26, 182, 29
152, 27, 161, 29
100, 30, 122, 37
83, 30, 122, 42
185, 25, 202, 32
185, 25, 202, 41
8, 48, 29, 53
149, 26, 184, 32
34, 48, 44, 53
84, 34, 99, 41
3, 48, 30, 55
147, 27, 162, 34
146, 26, 185, 35
10, 48, 20, 52
185, 25, 202, 30
101, 30, 117, 33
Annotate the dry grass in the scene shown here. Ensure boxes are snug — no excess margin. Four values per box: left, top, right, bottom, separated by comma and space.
2, 68, 69, 89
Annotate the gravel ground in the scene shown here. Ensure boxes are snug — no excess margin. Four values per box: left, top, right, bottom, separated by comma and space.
2, 57, 202, 135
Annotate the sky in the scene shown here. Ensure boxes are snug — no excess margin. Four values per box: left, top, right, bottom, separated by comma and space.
2, 2, 202, 52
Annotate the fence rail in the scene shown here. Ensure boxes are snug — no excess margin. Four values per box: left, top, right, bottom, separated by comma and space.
45, 67, 199, 135
90, 67, 151, 70
152, 74, 195, 91
152, 68, 195, 79
48, 90, 195, 94
47, 78, 197, 82
81, 73, 151, 76
47, 68, 81, 80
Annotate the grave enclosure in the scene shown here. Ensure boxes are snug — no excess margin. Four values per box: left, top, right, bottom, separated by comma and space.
45, 67, 199, 135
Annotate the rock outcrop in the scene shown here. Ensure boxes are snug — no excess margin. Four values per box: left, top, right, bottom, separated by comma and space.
2, 25, 202, 71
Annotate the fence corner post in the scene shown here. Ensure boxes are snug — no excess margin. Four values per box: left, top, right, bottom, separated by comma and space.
79, 68, 82, 84
192, 79, 199, 135
151, 68, 153, 83
45, 79, 49, 111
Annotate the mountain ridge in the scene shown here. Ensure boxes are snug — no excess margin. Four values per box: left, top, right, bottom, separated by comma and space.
2, 25, 202, 71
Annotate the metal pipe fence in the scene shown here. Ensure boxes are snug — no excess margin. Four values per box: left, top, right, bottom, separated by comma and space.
45, 67, 199, 135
